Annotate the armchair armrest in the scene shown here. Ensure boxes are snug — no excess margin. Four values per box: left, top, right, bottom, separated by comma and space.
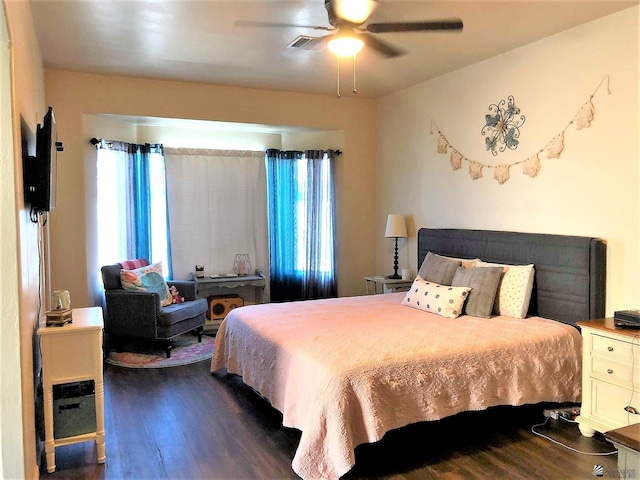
167, 281, 198, 301
104, 290, 160, 338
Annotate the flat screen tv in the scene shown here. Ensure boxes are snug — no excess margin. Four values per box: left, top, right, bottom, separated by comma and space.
24, 106, 63, 215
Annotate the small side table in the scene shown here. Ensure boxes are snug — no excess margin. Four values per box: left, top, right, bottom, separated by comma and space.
192, 271, 266, 304
38, 307, 106, 473
605, 424, 640, 479
192, 271, 267, 333
364, 276, 414, 294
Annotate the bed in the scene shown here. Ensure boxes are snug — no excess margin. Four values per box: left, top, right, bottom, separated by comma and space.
211, 228, 606, 480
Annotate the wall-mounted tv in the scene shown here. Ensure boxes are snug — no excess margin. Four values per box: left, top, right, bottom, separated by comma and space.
24, 106, 63, 217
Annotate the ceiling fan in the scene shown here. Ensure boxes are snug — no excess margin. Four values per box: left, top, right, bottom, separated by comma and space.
237, 0, 463, 59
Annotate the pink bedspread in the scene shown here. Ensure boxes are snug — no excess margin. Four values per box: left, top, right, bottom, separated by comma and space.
211, 293, 582, 480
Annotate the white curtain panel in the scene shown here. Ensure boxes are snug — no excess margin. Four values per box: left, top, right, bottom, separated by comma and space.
164, 148, 268, 282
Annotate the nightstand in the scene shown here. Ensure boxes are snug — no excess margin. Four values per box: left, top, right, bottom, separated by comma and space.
364, 276, 414, 294
576, 318, 640, 438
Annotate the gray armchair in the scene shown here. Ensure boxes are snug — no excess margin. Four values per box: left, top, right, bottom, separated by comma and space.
101, 261, 207, 358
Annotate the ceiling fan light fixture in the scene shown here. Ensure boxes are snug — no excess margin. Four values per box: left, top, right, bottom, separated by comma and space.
334, 0, 376, 25
327, 35, 364, 57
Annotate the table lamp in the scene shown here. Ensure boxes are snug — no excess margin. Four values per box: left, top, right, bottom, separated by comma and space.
385, 214, 408, 279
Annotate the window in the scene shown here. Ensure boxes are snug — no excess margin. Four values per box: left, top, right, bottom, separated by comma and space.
266, 149, 337, 301
96, 142, 171, 276
295, 158, 334, 274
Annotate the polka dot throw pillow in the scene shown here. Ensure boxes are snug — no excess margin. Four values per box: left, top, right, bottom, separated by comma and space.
401, 275, 471, 319
475, 262, 535, 319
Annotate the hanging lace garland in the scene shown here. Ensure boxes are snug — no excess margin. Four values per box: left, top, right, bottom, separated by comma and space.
450, 150, 463, 170
546, 132, 565, 159
493, 164, 511, 185
575, 98, 595, 130
429, 74, 610, 185
437, 133, 449, 154
522, 154, 542, 178
469, 161, 484, 180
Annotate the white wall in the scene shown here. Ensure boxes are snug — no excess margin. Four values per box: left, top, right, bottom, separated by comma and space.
281, 130, 344, 152
3, 0, 47, 476
376, 7, 639, 315
138, 123, 283, 150
0, 2, 22, 477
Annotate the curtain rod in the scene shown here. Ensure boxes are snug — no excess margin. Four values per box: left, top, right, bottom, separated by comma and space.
91, 139, 341, 156
89, 138, 162, 149
267, 148, 342, 156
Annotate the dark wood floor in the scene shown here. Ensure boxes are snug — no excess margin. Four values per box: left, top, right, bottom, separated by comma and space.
41, 357, 619, 479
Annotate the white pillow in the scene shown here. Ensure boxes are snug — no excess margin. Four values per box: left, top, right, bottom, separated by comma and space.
401, 275, 471, 319
475, 261, 535, 318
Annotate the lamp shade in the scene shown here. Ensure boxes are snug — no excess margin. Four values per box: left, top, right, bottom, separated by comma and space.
385, 214, 407, 238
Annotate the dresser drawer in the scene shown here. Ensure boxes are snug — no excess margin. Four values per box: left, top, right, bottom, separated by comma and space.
591, 357, 640, 388
592, 334, 635, 364
591, 379, 640, 428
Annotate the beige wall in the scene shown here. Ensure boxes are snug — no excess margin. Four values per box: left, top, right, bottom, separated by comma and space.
44, 70, 377, 307
376, 7, 640, 316
137, 122, 284, 150
3, 0, 47, 477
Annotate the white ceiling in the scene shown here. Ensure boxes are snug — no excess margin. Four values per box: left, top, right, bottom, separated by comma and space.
30, 0, 638, 99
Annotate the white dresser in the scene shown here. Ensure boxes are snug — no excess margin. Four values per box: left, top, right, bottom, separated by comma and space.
577, 318, 640, 437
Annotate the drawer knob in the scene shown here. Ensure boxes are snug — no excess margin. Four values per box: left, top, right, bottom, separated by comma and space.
607, 369, 613, 374
608, 346, 614, 352
625, 406, 640, 415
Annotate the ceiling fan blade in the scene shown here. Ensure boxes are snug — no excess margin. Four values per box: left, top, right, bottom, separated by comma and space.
359, 32, 405, 58
235, 20, 333, 32
365, 19, 463, 34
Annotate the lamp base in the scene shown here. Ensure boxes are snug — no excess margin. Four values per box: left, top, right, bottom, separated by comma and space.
387, 274, 402, 279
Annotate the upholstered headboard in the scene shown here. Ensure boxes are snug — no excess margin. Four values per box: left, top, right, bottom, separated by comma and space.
417, 228, 606, 326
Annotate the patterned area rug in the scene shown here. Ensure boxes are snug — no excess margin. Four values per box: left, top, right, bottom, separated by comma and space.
105, 334, 215, 369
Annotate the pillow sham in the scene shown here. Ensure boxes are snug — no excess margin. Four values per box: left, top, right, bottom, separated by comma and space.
120, 262, 173, 307
417, 252, 462, 286
401, 275, 471, 319
475, 261, 535, 319
451, 266, 503, 318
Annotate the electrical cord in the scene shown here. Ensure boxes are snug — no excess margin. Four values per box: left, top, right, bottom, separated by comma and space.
29, 204, 48, 225
531, 417, 617, 456
533, 325, 640, 457
627, 333, 640, 425
37, 215, 45, 320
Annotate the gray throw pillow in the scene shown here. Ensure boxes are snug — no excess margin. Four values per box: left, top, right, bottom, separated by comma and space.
451, 266, 504, 318
418, 252, 462, 286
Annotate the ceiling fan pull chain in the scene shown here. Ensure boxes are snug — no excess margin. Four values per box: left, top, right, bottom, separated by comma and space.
352, 54, 357, 95
336, 57, 341, 99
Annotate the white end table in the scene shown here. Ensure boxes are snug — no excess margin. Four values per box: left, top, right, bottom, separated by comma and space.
38, 307, 106, 473
364, 276, 414, 294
